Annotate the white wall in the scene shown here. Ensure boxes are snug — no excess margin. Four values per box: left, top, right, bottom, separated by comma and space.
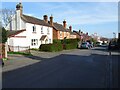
26, 23, 53, 49
5, 10, 26, 31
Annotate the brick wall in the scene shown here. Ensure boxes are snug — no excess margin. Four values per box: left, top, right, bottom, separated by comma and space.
53, 29, 58, 39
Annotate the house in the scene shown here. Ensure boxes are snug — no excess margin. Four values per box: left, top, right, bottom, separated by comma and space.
6, 3, 53, 51
99, 37, 109, 44
73, 30, 91, 41
47, 15, 76, 40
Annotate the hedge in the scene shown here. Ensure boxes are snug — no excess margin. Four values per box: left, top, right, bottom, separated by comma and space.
65, 43, 78, 50
40, 39, 79, 52
39, 43, 63, 52
61, 38, 79, 44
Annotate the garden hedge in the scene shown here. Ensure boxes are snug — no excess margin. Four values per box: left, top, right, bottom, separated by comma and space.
40, 43, 63, 52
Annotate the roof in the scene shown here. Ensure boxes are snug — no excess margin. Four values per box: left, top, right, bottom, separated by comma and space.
40, 35, 47, 40
73, 30, 81, 36
100, 37, 108, 41
53, 22, 67, 32
66, 29, 76, 35
7, 29, 26, 37
21, 14, 52, 27
70, 32, 76, 35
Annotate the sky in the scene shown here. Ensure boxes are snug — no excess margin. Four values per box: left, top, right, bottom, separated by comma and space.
1, 1, 119, 38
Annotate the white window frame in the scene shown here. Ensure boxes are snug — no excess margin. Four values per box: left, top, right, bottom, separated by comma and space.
33, 25, 36, 33
31, 39, 38, 46
49, 39, 51, 43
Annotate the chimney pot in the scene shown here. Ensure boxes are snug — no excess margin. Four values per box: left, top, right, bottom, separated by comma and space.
16, 2, 23, 16
43, 15, 48, 23
50, 15, 53, 26
69, 26, 72, 31
63, 20, 66, 29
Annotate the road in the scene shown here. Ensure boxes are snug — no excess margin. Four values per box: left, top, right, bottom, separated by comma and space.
2, 47, 119, 88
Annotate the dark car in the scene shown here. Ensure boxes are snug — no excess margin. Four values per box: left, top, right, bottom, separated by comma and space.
108, 41, 118, 50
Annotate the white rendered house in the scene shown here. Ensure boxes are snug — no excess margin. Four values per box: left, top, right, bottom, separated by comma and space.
6, 3, 53, 51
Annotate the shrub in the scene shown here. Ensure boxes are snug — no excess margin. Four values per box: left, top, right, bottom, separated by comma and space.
53, 39, 61, 44
62, 39, 78, 44
40, 43, 63, 52
65, 43, 78, 50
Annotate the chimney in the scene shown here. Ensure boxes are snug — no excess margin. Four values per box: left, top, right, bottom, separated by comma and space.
16, 2, 23, 16
86, 32, 88, 35
63, 20, 66, 29
69, 26, 72, 31
43, 15, 48, 23
50, 15, 53, 26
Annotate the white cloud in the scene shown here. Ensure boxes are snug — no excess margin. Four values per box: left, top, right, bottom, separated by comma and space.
47, 2, 118, 25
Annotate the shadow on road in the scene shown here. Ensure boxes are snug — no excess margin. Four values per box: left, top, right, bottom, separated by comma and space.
93, 46, 120, 53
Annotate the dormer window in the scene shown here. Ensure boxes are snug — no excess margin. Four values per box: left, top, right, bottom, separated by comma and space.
33, 25, 36, 33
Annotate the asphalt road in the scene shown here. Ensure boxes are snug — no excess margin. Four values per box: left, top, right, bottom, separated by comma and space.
2, 47, 119, 88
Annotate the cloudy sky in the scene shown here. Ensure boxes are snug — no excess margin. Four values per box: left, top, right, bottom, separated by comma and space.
1, 1, 119, 38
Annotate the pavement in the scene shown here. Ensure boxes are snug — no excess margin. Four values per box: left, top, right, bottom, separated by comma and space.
2, 47, 120, 88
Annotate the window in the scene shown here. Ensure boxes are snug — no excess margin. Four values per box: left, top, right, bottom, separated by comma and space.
49, 39, 51, 43
60, 31, 62, 37
47, 27, 49, 34
31, 39, 38, 46
41, 26, 43, 34
33, 25, 36, 33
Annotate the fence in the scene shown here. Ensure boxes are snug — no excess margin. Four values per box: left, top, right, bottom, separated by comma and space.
8, 45, 30, 54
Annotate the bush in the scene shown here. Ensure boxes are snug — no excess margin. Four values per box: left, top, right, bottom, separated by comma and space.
53, 39, 61, 44
61, 39, 79, 44
40, 43, 63, 52
65, 43, 78, 50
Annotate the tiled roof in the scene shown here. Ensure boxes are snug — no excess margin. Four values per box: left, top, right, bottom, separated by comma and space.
53, 22, 67, 32
66, 29, 76, 35
7, 29, 26, 37
73, 30, 81, 36
100, 37, 108, 41
70, 32, 76, 35
21, 14, 52, 27
40, 35, 47, 40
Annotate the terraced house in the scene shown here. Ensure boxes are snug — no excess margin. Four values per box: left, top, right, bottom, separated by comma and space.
43, 14, 76, 40
6, 3, 53, 51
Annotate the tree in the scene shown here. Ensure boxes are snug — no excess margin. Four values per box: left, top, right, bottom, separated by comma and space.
0, 27, 7, 43
0, 8, 15, 27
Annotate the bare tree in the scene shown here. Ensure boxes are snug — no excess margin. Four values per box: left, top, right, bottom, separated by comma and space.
0, 8, 15, 27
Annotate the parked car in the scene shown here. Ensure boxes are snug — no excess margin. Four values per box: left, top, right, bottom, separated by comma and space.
80, 42, 91, 49
108, 41, 119, 50
88, 42, 93, 48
